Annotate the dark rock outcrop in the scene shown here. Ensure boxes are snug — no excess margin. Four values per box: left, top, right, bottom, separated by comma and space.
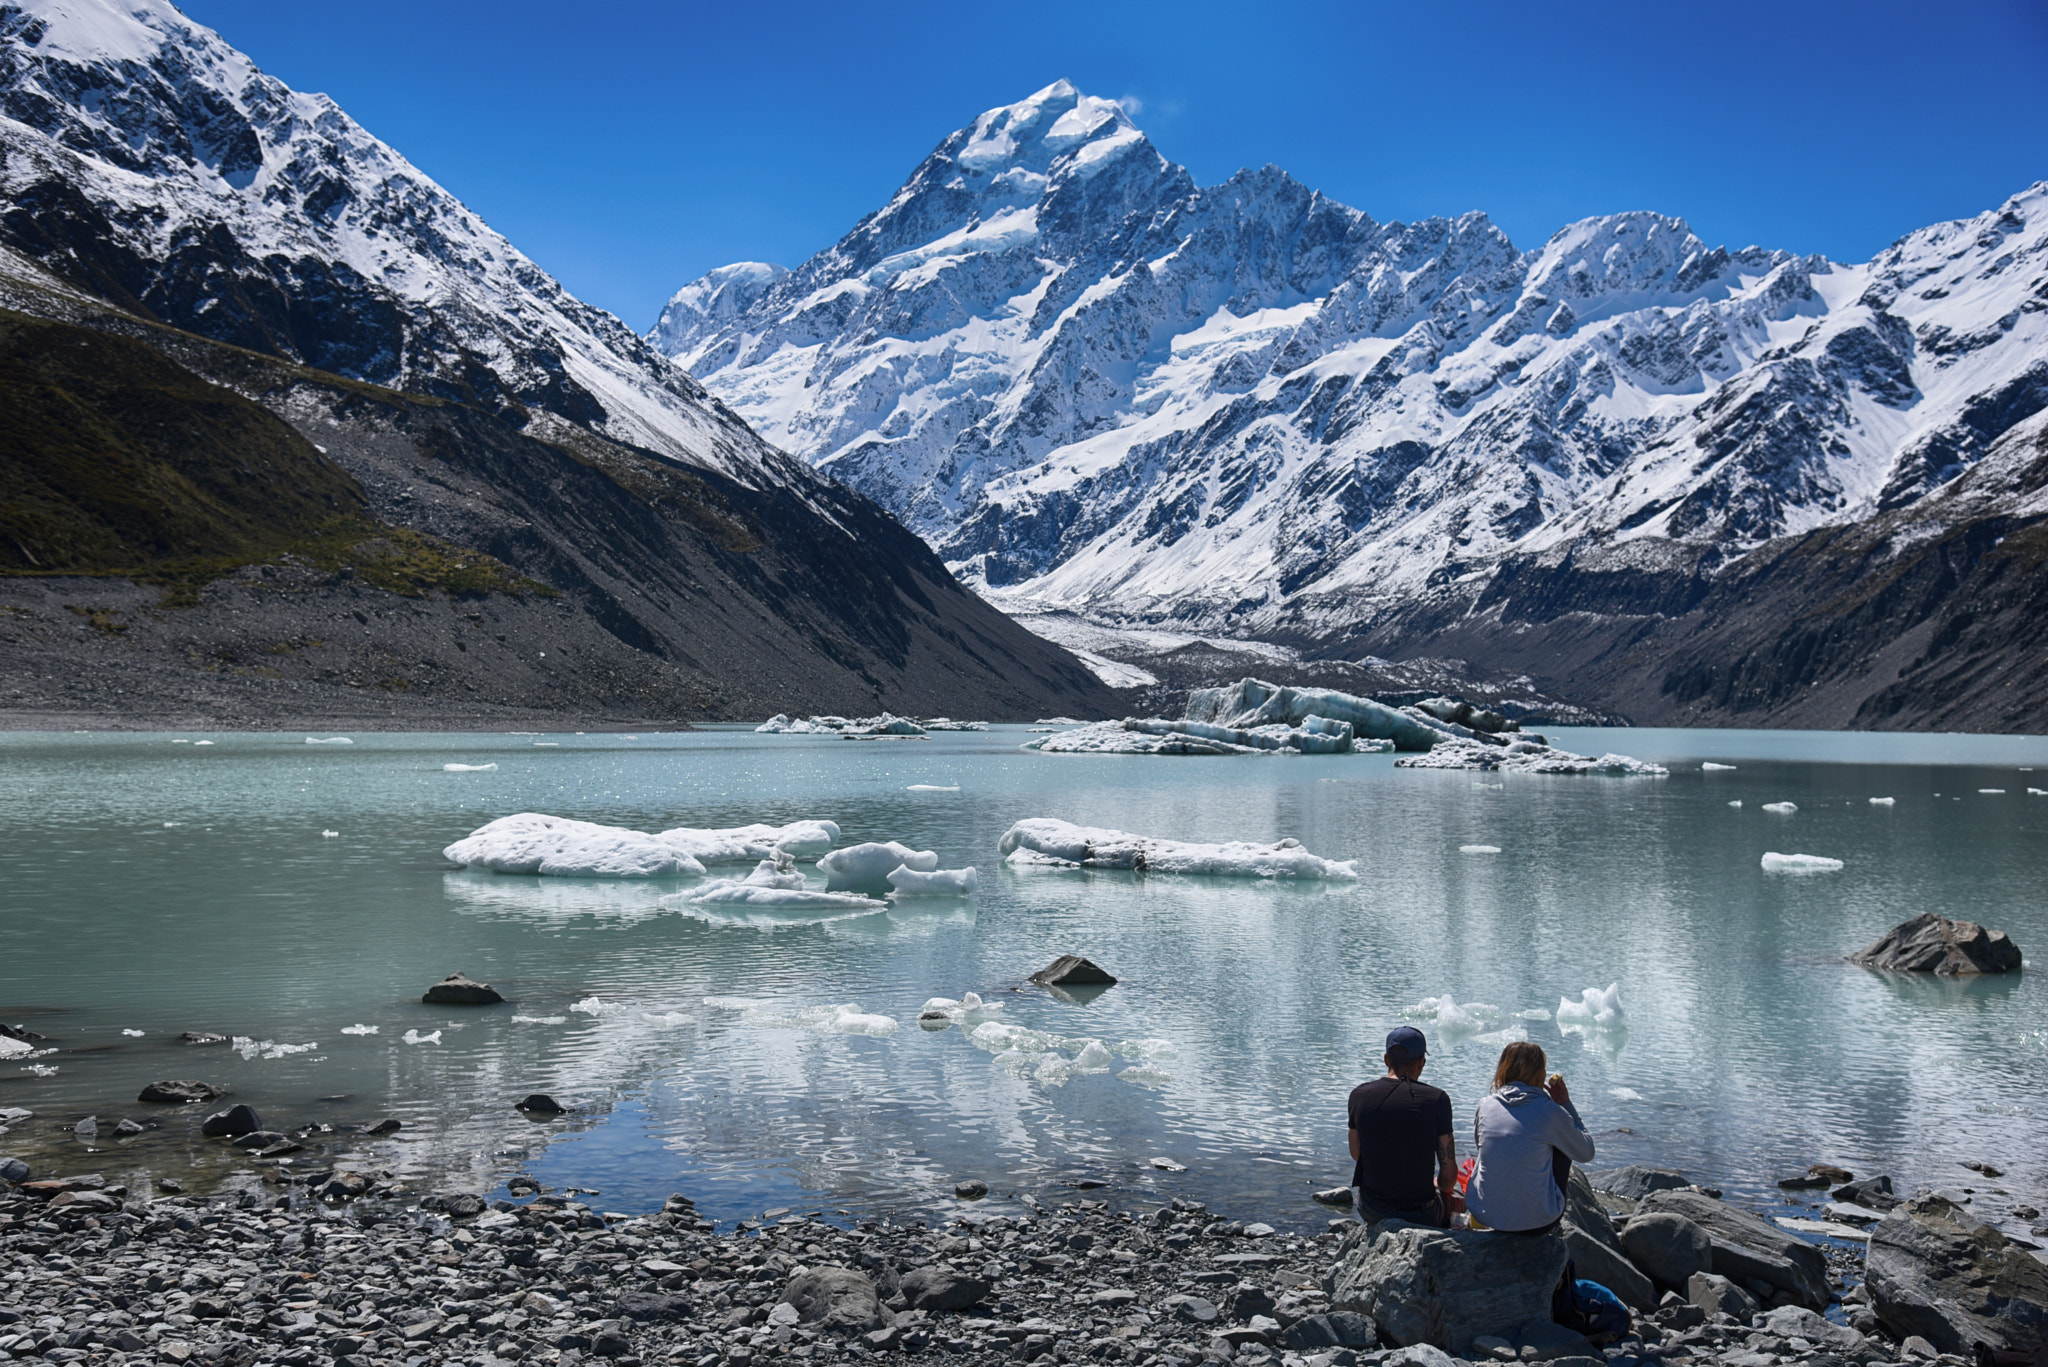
200, 1104, 261, 1138
780, 1267, 885, 1334
1633, 1189, 1829, 1309
1850, 913, 2023, 974
1620, 1211, 1714, 1288
896, 1267, 989, 1313
137, 1079, 224, 1104
1028, 955, 1118, 987
1866, 1195, 2048, 1354
514, 1094, 566, 1115
422, 970, 505, 1004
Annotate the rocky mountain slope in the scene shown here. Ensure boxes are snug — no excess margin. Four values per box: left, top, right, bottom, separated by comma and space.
0, 4, 1117, 724
657, 81, 2048, 730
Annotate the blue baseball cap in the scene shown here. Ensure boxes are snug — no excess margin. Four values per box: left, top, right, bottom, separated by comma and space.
1386, 1026, 1427, 1061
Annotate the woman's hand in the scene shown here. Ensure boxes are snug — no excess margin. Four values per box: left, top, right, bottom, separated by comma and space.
1547, 1075, 1570, 1106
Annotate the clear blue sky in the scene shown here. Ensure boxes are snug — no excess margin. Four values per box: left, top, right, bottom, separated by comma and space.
181, 0, 2048, 333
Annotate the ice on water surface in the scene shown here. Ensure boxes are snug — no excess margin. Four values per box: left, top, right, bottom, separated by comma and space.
997, 817, 1357, 879
657, 819, 841, 863
1702, 762, 1738, 771
1870, 796, 1896, 805
1404, 994, 1501, 1034
1459, 844, 1502, 855
1762, 852, 1844, 873
339, 1024, 378, 1036
886, 865, 977, 897
1610, 1087, 1645, 1101
906, 784, 959, 791
305, 737, 352, 745
819, 841, 940, 889
402, 1029, 441, 1045
1762, 802, 1798, 814
1557, 983, 1625, 1029
445, 813, 706, 878
232, 1036, 316, 1059
444, 762, 498, 772
121, 1028, 143, 1037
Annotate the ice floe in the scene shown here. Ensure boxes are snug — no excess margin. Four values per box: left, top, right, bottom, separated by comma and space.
2031, 788, 2048, 796
701, 997, 898, 1036
1979, 788, 2007, 794
997, 817, 1357, 879
1118, 1067, 1172, 1089
887, 866, 978, 897
511, 1015, 567, 1025
0, 1037, 33, 1060
321, 830, 339, 838
818, 840, 938, 890
402, 1029, 441, 1045
121, 1029, 143, 1037
906, 784, 959, 791
916, 992, 1004, 1026
656, 820, 841, 863
444, 762, 498, 772
1870, 796, 1896, 805
1728, 800, 1742, 808
920, 719, 988, 731
1702, 762, 1738, 771
233, 1037, 317, 1059
445, 813, 706, 878
673, 878, 885, 911
305, 737, 352, 745
1762, 801, 1798, 814
1460, 844, 1502, 855
1472, 1024, 1529, 1047
1025, 715, 1375, 756
570, 996, 626, 1015
1610, 1087, 1645, 1101
1404, 995, 1500, 1035
339, 1024, 378, 1036
1517, 1008, 1554, 1021
1762, 852, 1844, 873
1556, 983, 1625, 1029
1396, 737, 1667, 775
757, 712, 938, 737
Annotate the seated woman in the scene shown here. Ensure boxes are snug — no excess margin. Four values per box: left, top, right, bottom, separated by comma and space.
1466, 1040, 1595, 1234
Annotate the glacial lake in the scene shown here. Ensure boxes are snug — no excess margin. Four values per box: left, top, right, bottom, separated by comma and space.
1, 726, 2044, 1235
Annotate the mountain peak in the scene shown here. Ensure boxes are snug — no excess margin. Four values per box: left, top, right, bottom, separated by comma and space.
954, 80, 1140, 178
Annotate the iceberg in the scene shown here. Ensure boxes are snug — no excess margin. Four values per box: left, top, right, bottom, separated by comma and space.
1395, 737, 1667, 775
443, 762, 498, 772
1025, 715, 1372, 756
305, 737, 353, 745
907, 784, 960, 791
444, 813, 707, 878
842, 713, 926, 738
1761, 801, 1798, 814
755, 714, 842, 734
917, 991, 1004, 1026
818, 840, 939, 890
997, 817, 1357, 879
1556, 983, 1625, 1029
1185, 679, 1465, 751
1762, 852, 1844, 873
886, 865, 978, 897
1702, 762, 1738, 771
656, 819, 841, 862
340, 1024, 378, 1036
919, 718, 988, 731
1460, 844, 1502, 854
1870, 796, 1896, 805
674, 880, 884, 910
1404, 994, 1499, 1034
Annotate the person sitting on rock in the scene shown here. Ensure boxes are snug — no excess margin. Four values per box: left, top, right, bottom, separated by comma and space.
1466, 1040, 1595, 1234
1347, 1025, 1456, 1226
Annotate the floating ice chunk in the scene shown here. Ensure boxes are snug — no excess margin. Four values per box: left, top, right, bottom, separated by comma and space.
512, 1014, 568, 1025
446, 813, 706, 878
989, 1048, 1036, 1076
1395, 737, 1668, 776
2030, 788, 2048, 796
907, 784, 960, 791
444, 762, 498, 772
305, 737, 353, 745
1610, 1087, 1645, 1101
672, 879, 884, 910
1979, 789, 2006, 795
1702, 762, 1738, 771
570, 996, 625, 1015
998, 817, 1357, 879
0, 1036, 33, 1059
1405, 995, 1498, 1035
701, 996, 758, 1012
402, 1029, 441, 1045
1517, 1008, 1553, 1021
121, 1028, 144, 1037
1460, 845, 1502, 855
1728, 800, 1742, 808
21, 1063, 56, 1076
887, 865, 978, 897
321, 830, 340, 838
919, 991, 1002, 1025
1762, 802, 1797, 814
1034, 1055, 1075, 1086
1762, 852, 1844, 873
829, 1008, 899, 1037
1870, 796, 1896, 805
739, 854, 807, 890
642, 1012, 695, 1026
819, 840, 939, 890
163, 821, 181, 827
1071, 1040, 1115, 1073
1113, 1038, 1178, 1060
1556, 983, 1625, 1029
755, 714, 794, 732
533, 742, 557, 747
657, 820, 842, 863
1119, 1066, 1172, 1089
234, 1037, 317, 1059
919, 718, 988, 731
192, 740, 213, 746
1003, 846, 1083, 870
172, 739, 189, 744
340, 1024, 378, 1036
1473, 1024, 1529, 1047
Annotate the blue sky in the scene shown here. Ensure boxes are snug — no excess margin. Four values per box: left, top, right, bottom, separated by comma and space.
182, 0, 2048, 333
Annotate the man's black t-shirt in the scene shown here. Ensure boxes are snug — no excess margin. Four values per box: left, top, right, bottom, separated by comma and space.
1348, 1076, 1453, 1213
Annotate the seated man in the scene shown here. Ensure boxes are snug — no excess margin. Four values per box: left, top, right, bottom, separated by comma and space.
1348, 1025, 1455, 1226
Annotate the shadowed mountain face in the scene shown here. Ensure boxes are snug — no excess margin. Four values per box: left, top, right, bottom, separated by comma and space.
657, 81, 2048, 731
0, 3, 1118, 724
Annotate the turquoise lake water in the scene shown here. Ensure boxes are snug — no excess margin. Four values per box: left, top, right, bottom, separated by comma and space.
1, 725, 2043, 1234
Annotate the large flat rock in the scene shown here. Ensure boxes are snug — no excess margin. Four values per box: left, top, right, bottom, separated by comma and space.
1634, 1189, 1829, 1309
1849, 913, 2022, 974
1324, 1222, 1567, 1352
1866, 1195, 2048, 1354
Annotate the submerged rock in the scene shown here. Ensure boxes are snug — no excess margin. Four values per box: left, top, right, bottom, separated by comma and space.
1866, 1194, 2048, 1354
1850, 913, 2023, 974
137, 1079, 224, 1104
200, 1104, 262, 1138
1028, 954, 1118, 987
515, 1093, 567, 1115
423, 970, 505, 1004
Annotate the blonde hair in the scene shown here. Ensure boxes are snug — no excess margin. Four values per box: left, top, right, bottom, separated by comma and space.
1492, 1041, 1547, 1090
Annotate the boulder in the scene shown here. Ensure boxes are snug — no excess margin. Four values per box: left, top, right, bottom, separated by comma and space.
112, 1118, 145, 1137
781, 1268, 885, 1334
1850, 913, 2022, 974
1760, 1305, 1874, 1357
200, 1104, 262, 1138
954, 1179, 988, 1200
1324, 1221, 1569, 1351
1687, 1272, 1759, 1321
897, 1266, 988, 1313
1028, 955, 1118, 987
230, 1130, 288, 1150
1560, 1167, 1657, 1311
1588, 1166, 1691, 1202
1635, 1189, 1829, 1309
0, 1156, 28, 1184
514, 1094, 566, 1115
1866, 1195, 2048, 1354
137, 1080, 224, 1104
1313, 1186, 1356, 1206
615, 1292, 692, 1322
1277, 1312, 1379, 1351
423, 971, 505, 1004
1834, 1175, 1898, 1211
1620, 1211, 1715, 1288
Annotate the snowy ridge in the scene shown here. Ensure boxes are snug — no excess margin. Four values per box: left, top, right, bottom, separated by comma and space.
0, 0, 804, 491
655, 80, 2048, 639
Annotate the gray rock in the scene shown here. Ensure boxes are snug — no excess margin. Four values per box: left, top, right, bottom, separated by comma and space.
897, 1266, 988, 1312
1620, 1211, 1714, 1287
615, 1291, 692, 1322
780, 1267, 884, 1334
1313, 1186, 1356, 1206
954, 1179, 988, 1200
1834, 1175, 1898, 1211
177, 1031, 226, 1045
1759, 1305, 1873, 1356
1900, 1334, 1939, 1358
1027, 954, 1118, 986
0, 1156, 28, 1183
1849, 913, 2022, 974
422, 970, 505, 1004
201, 1104, 262, 1138
1866, 1194, 2048, 1355
1635, 1189, 1829, 1309
1588, 1165, 1691, 1202
1325, 1221, 1568, 1351
514, 1093, 566, 1114
137, 1079, 224, 1104
1277, 1314, 1378, 1351
230, 1130, 287, 1150
1561, 1168, 1657, 1311
358, 1117, 402, 1135
1514, 1321, 1593, 1360
1382, 1346, 1459, 1367
1172, 1296, 1220, 1324
1687, 1272, 1759, 1321
112, 1118, 145, 1137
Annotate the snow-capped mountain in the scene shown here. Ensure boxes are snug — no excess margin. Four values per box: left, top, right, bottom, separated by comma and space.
0, 0, 796, 487
656, 80, 2048, 645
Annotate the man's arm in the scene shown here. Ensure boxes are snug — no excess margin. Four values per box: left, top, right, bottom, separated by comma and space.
1436, 1133, 1457, 1193
1348, 1127, 1360, 1162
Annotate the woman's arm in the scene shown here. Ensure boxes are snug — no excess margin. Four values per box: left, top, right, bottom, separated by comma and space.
1549, 1096, 1596, 1162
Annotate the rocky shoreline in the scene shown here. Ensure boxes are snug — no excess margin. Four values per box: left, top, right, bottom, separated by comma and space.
3, 1147, 2043, 1367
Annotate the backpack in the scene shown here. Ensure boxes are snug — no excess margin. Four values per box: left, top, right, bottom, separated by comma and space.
1550, 1258, 1631, 1342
